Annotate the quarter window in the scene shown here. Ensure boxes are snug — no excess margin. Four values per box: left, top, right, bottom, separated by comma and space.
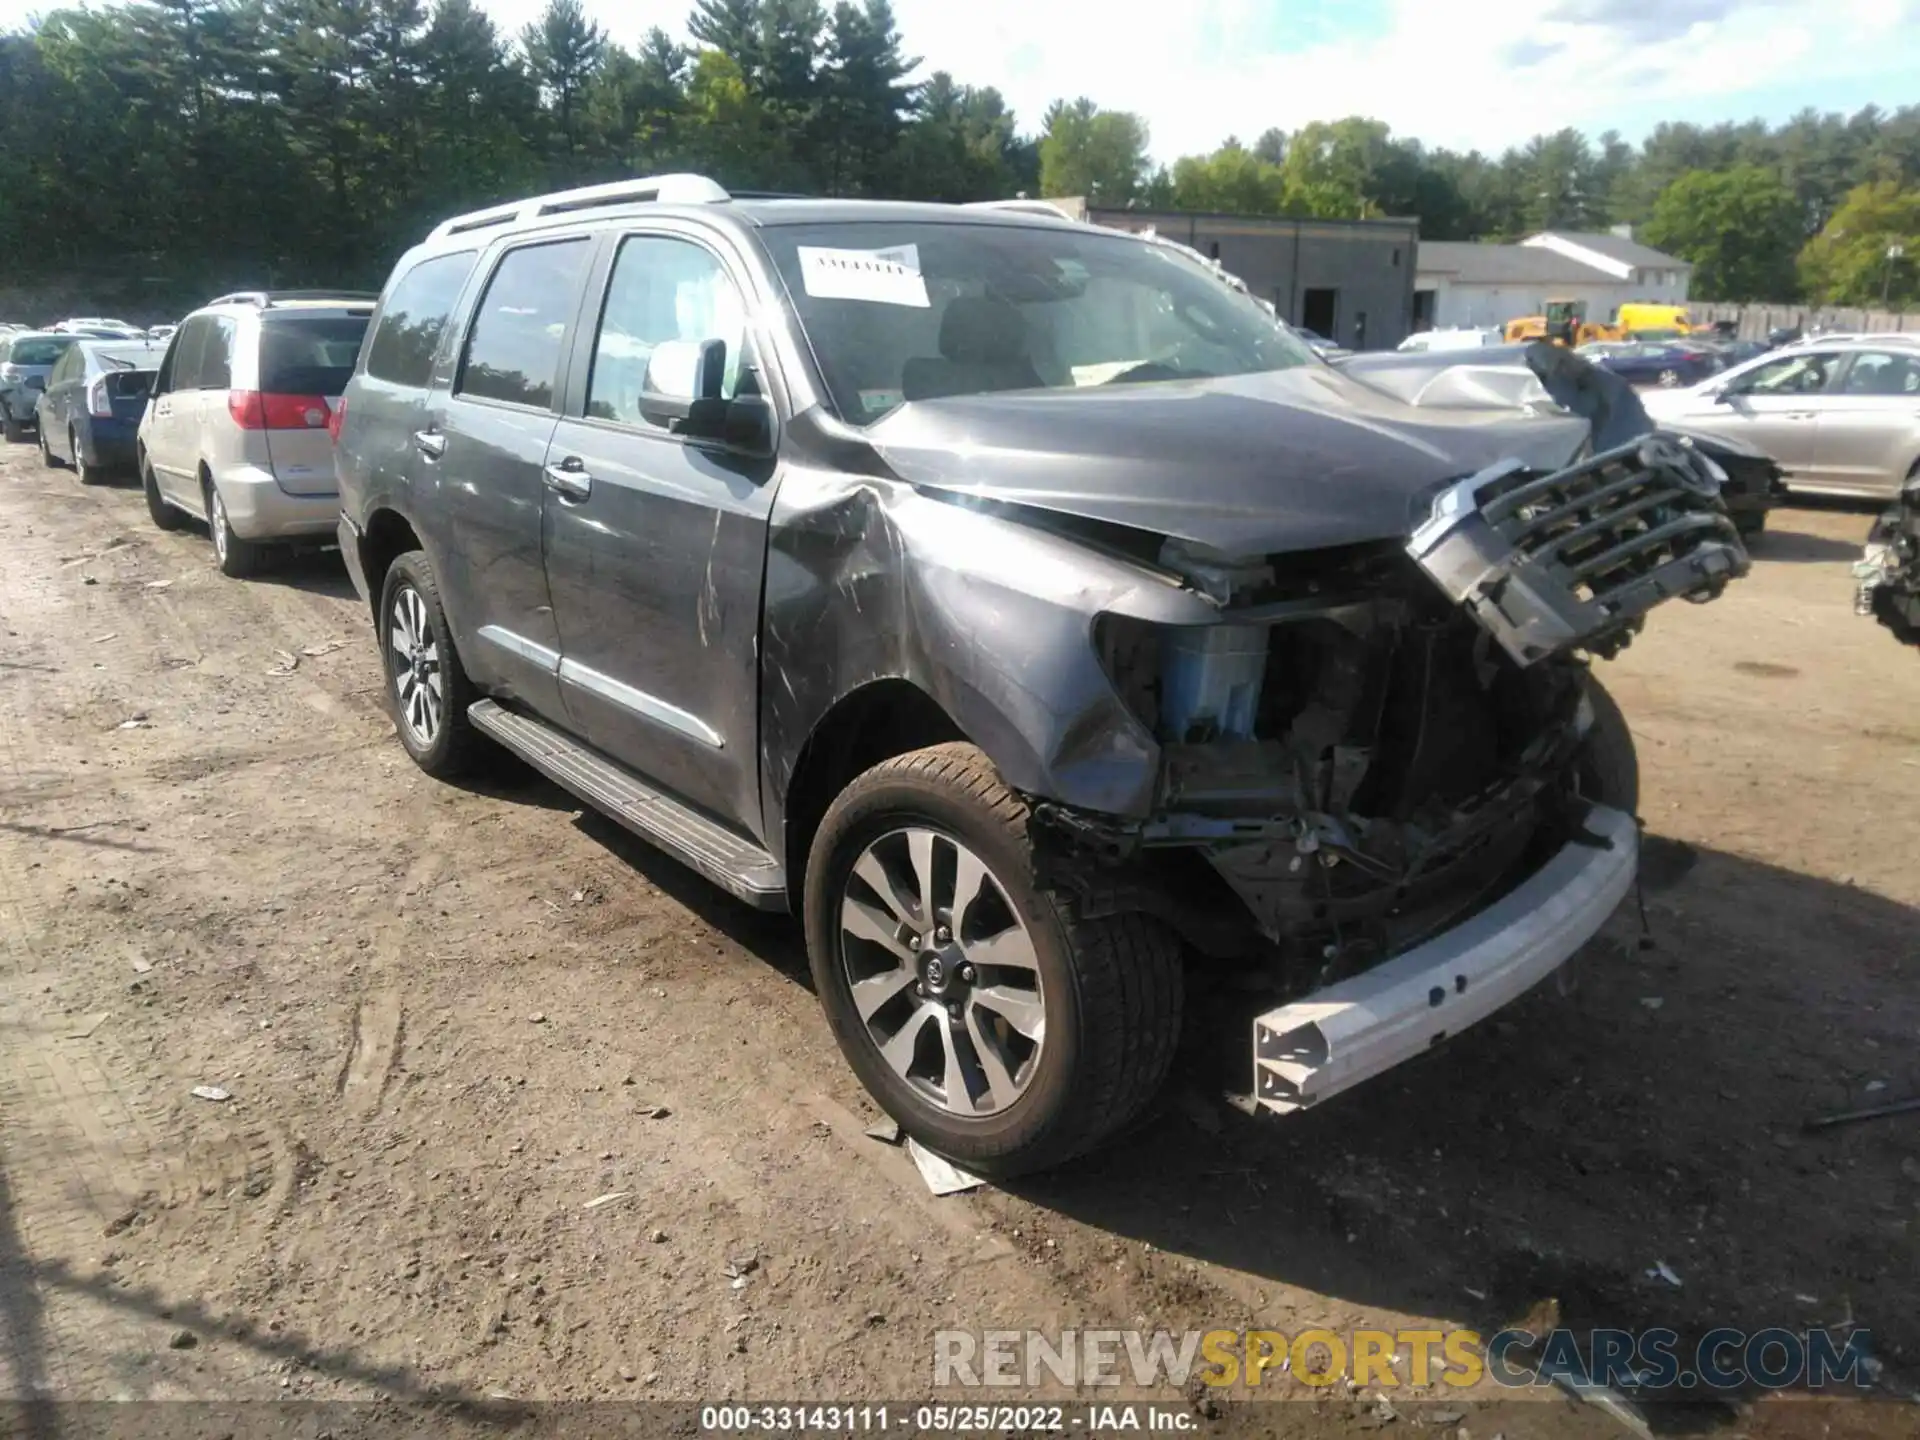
457, 238, 591, 410
365, 250, 477, 386
586, 235, 752, 428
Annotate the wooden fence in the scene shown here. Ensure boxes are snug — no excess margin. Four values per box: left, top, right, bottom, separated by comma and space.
1690, 302, 1920, 339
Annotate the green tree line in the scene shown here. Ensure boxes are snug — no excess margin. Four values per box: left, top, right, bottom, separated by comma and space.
2, 0, 1917, 306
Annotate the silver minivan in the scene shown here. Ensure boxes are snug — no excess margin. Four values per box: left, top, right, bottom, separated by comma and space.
138, 291, 374, 576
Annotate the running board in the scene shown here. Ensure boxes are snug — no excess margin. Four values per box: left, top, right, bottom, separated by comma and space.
468, 699, 787, 911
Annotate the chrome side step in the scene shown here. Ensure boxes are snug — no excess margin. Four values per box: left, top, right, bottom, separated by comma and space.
468, 699, 786, 911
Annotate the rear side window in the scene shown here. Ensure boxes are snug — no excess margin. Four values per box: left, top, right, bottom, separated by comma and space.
9, 337, 67, 366
261, 315, 370, 395
457, 238, 591, 410
365, 251, 476, 386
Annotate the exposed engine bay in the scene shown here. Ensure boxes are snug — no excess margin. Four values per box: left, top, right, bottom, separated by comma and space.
1034, 430, 1748, 996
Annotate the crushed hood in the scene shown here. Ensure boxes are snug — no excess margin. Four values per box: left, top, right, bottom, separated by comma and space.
863, 362, 1594, 555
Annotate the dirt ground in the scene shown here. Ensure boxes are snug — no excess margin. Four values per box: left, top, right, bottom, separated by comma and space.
0, 439, 1915, 1439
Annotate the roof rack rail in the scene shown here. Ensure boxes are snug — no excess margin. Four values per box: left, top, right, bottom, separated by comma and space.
206, 289, 380, 308
430, 174, 731, 241
963, 199, 1079, 221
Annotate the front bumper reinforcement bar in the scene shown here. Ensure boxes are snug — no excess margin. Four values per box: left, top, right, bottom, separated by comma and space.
1251, 804, 1637, 1114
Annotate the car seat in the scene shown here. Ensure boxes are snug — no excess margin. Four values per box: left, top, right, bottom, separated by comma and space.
901, 296, 1042, 401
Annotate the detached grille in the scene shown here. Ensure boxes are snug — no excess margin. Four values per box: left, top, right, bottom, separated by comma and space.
1406, 436, 1749, 666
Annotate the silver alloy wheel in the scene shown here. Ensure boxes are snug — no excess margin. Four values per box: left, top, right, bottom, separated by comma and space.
838, 826, 1047, 1117
1658, 368, 1681, 387
388, 584, 444, 748
210, 490, 230, 564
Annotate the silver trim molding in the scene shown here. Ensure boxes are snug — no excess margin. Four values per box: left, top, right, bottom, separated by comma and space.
558, 658, 725, 750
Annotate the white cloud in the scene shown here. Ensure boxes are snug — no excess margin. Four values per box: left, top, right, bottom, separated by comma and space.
877, 0, 1920, 157
4, 0, 1913, 158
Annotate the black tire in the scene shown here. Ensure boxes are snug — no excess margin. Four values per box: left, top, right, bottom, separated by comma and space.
805, 742, 1184, 1177
72, 429, 101, 486
1577, 676, 1640, 816
378, 550, 486, 779
141, 453, 186, 531
204, 478, 265, 578
38, 425, 63, 469
1, 408, 24, 444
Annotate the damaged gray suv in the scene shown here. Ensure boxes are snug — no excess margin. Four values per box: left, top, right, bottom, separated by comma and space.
336, 176, 1750, 1175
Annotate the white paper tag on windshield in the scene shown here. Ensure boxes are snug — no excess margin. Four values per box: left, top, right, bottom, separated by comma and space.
797, 244, 929, 308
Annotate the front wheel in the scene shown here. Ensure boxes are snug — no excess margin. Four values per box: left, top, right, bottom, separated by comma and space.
38, 425, 63, 469
378, 550, 485, 779
141, 454, 186, 531
1, 407, 24, 444
805, 742, 1184, 1177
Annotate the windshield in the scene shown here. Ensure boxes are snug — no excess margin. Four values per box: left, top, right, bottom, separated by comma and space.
261, 314, 370, 394
760, 221, 1314, 425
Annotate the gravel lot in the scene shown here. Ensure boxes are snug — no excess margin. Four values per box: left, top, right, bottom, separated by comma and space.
0, 441, 1914, 1438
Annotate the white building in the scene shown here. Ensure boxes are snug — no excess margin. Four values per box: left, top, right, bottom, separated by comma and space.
1413, 228, 1692, 332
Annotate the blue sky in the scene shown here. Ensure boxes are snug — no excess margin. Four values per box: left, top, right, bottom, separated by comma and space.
6, 0, 1917, 159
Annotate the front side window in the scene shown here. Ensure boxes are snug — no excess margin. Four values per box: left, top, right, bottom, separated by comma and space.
587, 235, 751, 428
759, 221, 1315, 425
1734, 352, 1837, 396
199, 317, 236, 389
49, 347, 81, 385
170, 319, 210, 391
457, 238, 592, 410
365, 250, 476, 387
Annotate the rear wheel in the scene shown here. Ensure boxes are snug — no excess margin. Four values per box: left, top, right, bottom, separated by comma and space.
378, 550, 485, 779
141, 454, 186, 531
205, 480, 264, 578
805, 742, 1184, 1177
71, 429, 100, 485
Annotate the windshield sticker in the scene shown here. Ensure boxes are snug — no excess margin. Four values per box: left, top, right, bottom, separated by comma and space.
797, 244, 929, 308
857, 387, 905, 413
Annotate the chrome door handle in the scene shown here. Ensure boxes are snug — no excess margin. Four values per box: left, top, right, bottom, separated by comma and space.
413, 429, 447, 459
542, 460, 592, 500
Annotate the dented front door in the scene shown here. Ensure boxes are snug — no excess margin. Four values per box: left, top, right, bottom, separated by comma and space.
540, 229, 778, 838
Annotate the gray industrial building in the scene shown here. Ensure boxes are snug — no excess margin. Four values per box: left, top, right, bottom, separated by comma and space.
1052, 198, 1421, 351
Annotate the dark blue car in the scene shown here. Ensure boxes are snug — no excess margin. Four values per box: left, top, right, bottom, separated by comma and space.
34, 337, 167, 482
1575, 339, 1724, 389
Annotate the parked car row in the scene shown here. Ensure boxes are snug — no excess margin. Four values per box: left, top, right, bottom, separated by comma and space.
17, 177, 1759, 1175
0, 316, 195, 440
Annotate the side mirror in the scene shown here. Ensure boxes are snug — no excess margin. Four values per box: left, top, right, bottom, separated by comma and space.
639, 337, 774, 457
639, 337, 727, 432
25, 376, 45, 391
